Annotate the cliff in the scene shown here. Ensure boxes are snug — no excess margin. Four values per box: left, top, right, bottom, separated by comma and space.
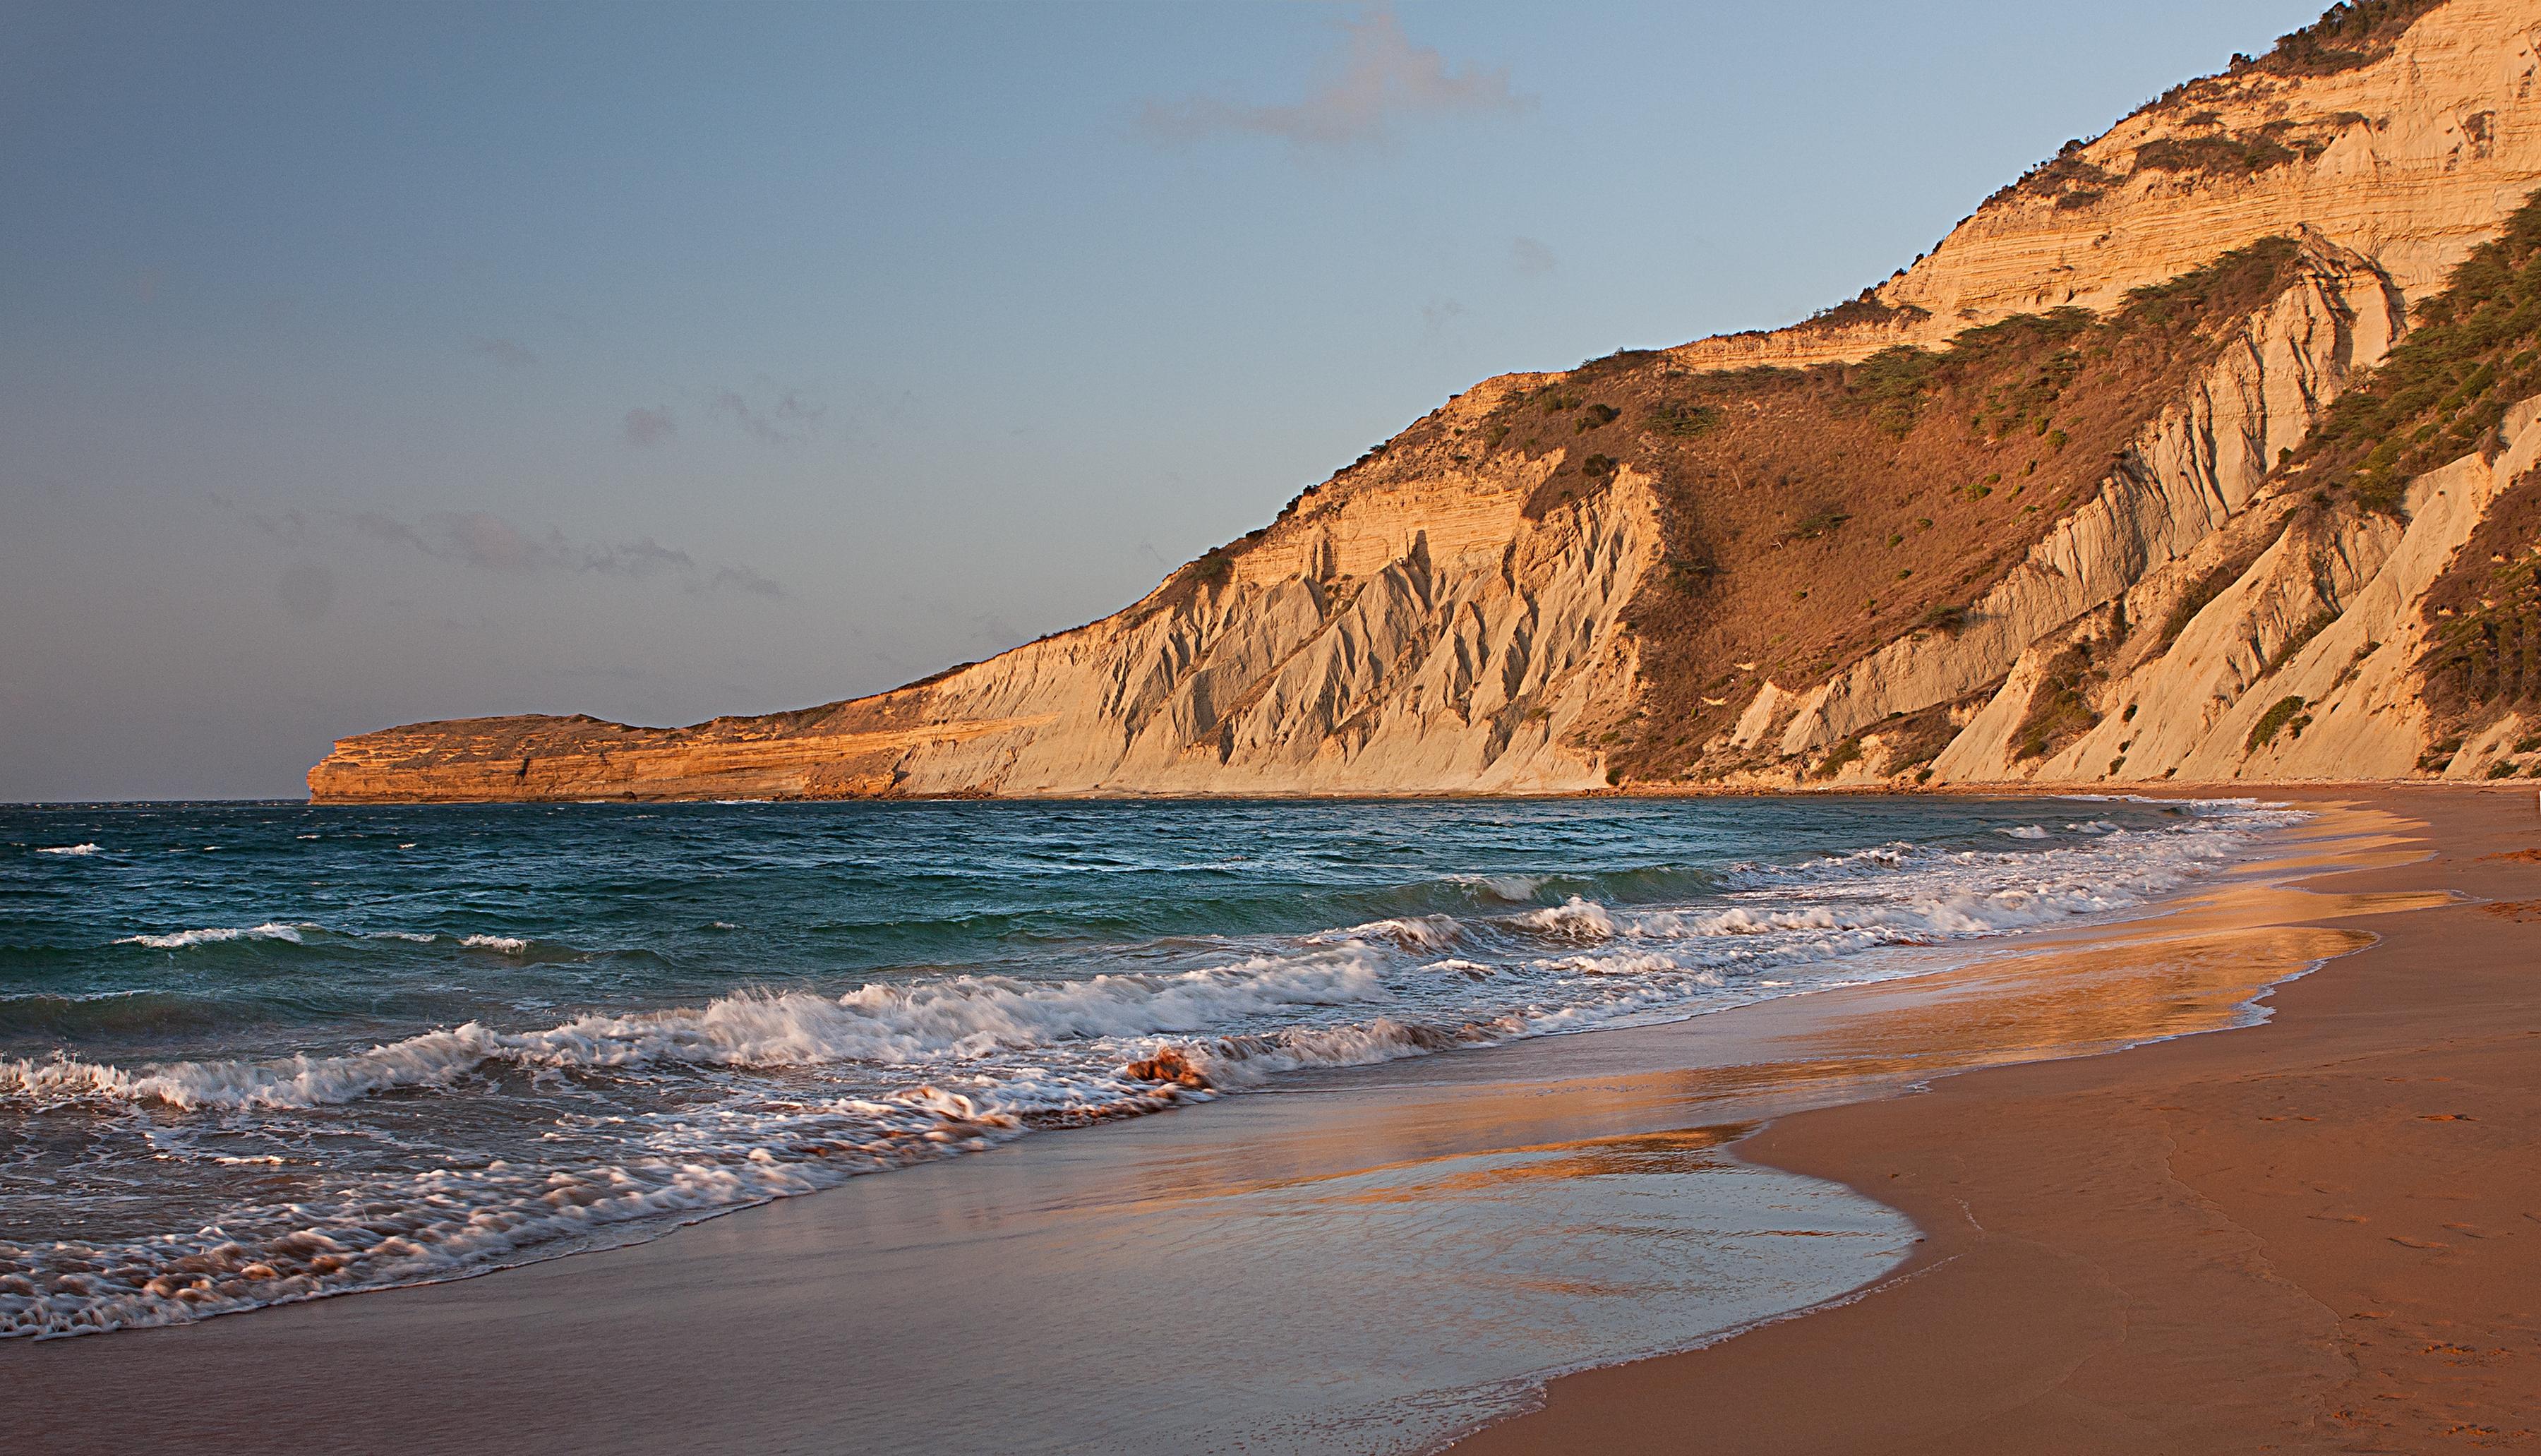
1676, 0, 2541, 368
311, 0, 2541, 802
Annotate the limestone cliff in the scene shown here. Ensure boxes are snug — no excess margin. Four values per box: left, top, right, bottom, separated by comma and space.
311, 0, 2541, 802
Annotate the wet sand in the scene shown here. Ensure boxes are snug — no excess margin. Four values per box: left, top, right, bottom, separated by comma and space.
1457, 785, 2541, 1454
8, 788, 2521, 1452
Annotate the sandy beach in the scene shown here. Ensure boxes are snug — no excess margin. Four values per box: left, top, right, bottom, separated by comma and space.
1460, 785, 2541, 1453
8, 786, 2535, 1453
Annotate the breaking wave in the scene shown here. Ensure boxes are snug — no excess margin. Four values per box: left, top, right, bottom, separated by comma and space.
0, 794, 2305, 1339
3, 952, 1393, 1114
114, 922, 312, 950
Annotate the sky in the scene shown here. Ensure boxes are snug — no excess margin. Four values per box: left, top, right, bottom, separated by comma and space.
0, 0, 2331, 801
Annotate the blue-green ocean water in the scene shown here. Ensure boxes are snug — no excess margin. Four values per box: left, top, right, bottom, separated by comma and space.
0, 795, 2295, 1338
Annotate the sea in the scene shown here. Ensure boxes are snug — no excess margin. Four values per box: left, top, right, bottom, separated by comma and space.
1, 794, 2300, 1364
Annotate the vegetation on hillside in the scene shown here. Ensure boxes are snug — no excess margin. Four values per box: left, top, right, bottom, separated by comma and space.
2247, 694, 2312, 752
1348, 234, 2319, 783
1798, 291, 1934, 335
2146, 0, 2440, 111
2418, 467, 2541, 734
2014, 637, 2109, 762
2291, 191, 2541, 516
2000, 1, 2433, 210
2133, 124, 2322, 179
2254, 0, 2444, 77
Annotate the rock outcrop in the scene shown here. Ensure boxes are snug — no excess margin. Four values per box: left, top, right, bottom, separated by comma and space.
311, 0, 2541, 802
311, 446, 1661, 800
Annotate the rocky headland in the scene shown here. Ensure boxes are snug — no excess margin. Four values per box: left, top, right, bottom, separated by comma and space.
313, 0, 2541, 802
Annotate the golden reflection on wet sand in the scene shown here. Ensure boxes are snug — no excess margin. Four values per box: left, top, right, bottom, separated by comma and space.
1110, 856, 2446, 1225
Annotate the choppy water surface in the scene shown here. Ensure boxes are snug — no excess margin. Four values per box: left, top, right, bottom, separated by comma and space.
0, 795, 2295, 1340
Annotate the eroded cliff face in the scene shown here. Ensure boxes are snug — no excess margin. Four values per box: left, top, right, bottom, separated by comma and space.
1926, 400, 2539, 786
311, 0, 2541, 802
309, 445, 1662, 801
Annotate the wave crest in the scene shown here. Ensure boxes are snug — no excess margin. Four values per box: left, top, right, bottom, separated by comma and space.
2, 949, 1391, 1113
114, 922, 311, 950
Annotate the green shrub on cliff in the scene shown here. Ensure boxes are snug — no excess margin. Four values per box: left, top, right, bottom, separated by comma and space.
2294, 189, 2541, 517
1645, 400, 1719, 437
2247, 695, 2310, 752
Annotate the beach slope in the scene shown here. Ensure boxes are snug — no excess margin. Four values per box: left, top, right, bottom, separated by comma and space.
1458, 785, 2541, 1452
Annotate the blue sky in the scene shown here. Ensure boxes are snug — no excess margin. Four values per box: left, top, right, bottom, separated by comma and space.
0, 0, 2328, 799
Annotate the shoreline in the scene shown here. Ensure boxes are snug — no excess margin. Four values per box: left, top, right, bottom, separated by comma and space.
286, 779, 2537, 807
14, 776, 2521, 810
4, 788, 2454, 1452
1453, 783, 2541, 1452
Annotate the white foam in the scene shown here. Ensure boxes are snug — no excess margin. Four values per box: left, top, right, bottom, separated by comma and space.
1453, 873, 1550, 901
1183, 1015, 1484, 1083
2, 948, 1391, 1113
36, 843, 101, 856
0, 988, 152, 1004
114, 922, 311, 950
1510, 896, 1616, 941
1998, 824, 2052, 839
460, 934, 529, 953
1321, 915, 1462, 952
0, 1076, 1100, 1339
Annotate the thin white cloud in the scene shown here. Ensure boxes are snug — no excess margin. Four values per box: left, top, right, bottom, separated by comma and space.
1511, 236, 1557, 277
1141, 8, 1532, 148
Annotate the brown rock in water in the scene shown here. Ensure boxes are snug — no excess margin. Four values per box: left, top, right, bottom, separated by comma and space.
309, 2, 2541, 802
1122, 1051, 1210, 1090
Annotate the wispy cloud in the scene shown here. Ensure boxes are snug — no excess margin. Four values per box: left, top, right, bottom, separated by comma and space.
1511, 236, 1557, 277
469, 336, 538, 368
1140, 8, 1531, 148
711, 387, 827, 445
215, 495, 782, 600
345, 510, 782, 597
623, 406, 676, 447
